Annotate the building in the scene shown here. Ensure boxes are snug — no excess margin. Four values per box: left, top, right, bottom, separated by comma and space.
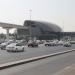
0, 20, 75, 41
17, 20, 62, 40
59, 32, 75, 41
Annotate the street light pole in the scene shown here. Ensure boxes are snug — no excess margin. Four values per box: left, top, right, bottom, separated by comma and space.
29, 9, 32, 40
62, 18, 64, 41
29, 9, 32, 20
62, 19, 64, 32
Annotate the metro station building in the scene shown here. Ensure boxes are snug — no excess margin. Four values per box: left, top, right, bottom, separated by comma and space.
17, 20, 62, 40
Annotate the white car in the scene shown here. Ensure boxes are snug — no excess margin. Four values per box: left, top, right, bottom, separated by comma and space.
0, 40, 14, 50
63, 42, 71, 47
45, 41, 55, 46
70, 41, 75, 44
6, 43, 25, 52
58, 40, 64, 45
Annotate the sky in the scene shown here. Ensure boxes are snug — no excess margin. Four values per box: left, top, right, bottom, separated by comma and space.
0, 0, 75, 33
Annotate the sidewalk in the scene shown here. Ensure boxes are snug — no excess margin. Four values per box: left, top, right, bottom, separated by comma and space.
55, 64, 75, 75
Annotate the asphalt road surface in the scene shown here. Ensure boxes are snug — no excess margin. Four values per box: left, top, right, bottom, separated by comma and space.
0, 44, 75, 64
0, 51, 75, 75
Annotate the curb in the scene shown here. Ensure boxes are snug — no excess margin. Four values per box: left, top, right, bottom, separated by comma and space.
0, 49, 75, 70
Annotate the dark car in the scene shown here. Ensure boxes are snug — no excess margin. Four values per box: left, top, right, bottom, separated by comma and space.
28, 42, 38, 47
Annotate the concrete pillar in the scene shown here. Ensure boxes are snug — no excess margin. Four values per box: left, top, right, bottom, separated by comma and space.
6, 28, 10, 41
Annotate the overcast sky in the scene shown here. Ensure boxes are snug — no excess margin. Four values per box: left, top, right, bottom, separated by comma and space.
0, 0, 75, 33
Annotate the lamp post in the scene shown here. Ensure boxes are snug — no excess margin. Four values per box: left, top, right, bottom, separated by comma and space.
29, 9, 32, 40
62, 18, 64, 41
62, 19, 64, 32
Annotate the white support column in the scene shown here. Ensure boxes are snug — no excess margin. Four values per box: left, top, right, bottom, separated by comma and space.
6, 28, 10, 41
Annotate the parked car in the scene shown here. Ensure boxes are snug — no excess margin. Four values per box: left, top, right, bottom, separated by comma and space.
63, 42, 71, 47
0, 40, 14, 50
6, 43, 25, 52
70, 41, 75, 44
28, 42, 38, 47
45, 42, 51, 46
45, 41, 57, 46
58, 40, 64, 45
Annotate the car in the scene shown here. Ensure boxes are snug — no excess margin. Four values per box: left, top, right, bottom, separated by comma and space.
6, 43, 25, 52
45, 40, 58, 46
63, 42, 71, 47
28, 42, 38, 47
70, 41, 75, 44
58, 40, 64, 45
45, 42, 54, 46
34, 40, 44, 44
45, 42, 51, 46
15, 40, 25, 43
0, 40, 14, 50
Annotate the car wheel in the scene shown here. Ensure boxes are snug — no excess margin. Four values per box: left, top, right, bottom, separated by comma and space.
1, 48, 2, 50
28, 45, 29, 47
45, 44, 46, 46
7, 50, 10, 52
28, 45, 31, 47
45, 44, 47, 46
22, 48, 24, 51
16, 48, 18, 52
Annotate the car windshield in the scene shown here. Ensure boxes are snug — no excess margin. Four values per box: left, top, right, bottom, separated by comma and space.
16, 43, 22, 46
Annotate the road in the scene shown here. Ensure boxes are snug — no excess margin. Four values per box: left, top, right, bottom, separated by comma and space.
0, 44, 75, 64
0, 50, 75, 75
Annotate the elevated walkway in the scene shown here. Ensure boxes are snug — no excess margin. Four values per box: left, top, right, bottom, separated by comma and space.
0, 22, 28, 40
